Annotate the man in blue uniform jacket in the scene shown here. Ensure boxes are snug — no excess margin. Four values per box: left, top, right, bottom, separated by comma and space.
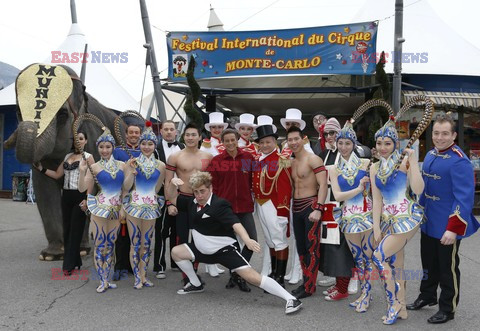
407, 117, 479, 324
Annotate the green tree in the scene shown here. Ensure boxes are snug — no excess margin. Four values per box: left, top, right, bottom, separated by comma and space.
367, 51, 391, 146
183, 55, 203, 129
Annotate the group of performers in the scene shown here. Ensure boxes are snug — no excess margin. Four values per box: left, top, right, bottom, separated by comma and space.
40, 102, 479, 322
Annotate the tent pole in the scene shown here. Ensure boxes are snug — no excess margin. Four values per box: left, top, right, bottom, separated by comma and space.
392, 0, 404, 115
70, 0, 77, 24
80, 44, 88, 83
139, 0, 167, 122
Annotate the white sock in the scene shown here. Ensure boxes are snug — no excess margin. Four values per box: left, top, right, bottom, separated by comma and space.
176, 260, 201, 287
260, 275, 295, 301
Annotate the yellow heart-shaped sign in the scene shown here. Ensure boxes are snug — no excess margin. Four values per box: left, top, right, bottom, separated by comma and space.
16, 64, 73, 137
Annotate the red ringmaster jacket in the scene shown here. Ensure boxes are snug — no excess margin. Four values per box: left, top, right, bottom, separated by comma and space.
208, 148, 255, 214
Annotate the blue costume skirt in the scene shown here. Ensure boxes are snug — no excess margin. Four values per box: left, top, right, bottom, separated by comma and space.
380, 200, 424, 234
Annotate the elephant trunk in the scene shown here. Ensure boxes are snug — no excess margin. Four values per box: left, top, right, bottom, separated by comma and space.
15, 119, 58, 164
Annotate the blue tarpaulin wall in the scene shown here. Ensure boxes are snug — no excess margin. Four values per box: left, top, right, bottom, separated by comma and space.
1, 105, 30, 190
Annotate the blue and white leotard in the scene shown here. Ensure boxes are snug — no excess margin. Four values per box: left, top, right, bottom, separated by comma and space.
123, 154, 164, 220
87, 157, 124, 219
374, 150, 424, 234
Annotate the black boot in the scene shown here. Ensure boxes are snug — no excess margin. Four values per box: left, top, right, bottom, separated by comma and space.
274, 248, 288, 287
268, 250, 277, 279
275, 259, 288, 288
226, 272, 236, 289
235, 273, 251, 292
265, 249, 277, 293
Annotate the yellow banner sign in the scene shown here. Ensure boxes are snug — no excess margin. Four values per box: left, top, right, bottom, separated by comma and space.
16, 64, 73, 137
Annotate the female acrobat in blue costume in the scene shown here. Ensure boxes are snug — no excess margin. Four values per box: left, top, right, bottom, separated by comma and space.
370, 117, 425, 325
123, 122, 166, 289
79, 129, 127, 293
330, 120, 374, 313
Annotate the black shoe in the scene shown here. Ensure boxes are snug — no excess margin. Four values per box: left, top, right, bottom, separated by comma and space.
183, 275, 205, 287
236, 276, 251, 293
112, 271, 121, 281
291, 284, 305, 295
275, 276, 285, 288
177, 282, 204, 295
285, 299, 303, 314
293, 287, 312, 299
406, 298, 438, 310
427, 311, 454, 324
225, 276, 236, 289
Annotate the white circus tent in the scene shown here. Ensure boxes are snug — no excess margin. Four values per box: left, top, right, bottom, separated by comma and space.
0, 23, 144, 115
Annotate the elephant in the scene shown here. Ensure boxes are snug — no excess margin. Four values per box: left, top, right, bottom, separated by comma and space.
5, 63, 124, 261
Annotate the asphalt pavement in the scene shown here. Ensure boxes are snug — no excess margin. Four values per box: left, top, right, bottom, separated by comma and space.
0, 199, 479, 330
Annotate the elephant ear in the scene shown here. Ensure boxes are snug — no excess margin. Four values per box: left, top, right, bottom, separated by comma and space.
16, 64, 73, 137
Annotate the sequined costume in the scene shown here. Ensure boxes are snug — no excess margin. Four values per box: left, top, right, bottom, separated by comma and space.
86, 128, 122, 293
331, 120, 373, 309
87, 156, 124, 220
374, 150, 424, 234
123, 154, 165, 219
371, 117, 423, 325
124, 122, 165, 289
333, 153, 373, 233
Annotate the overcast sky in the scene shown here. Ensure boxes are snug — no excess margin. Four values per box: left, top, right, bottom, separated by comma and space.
1, 0, 478, 101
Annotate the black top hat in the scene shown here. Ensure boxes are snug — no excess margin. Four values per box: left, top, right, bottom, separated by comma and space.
255, 125, 278, 142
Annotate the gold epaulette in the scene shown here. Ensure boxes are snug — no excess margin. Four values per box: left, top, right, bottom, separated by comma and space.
277, 153, 291, 168
452, 147, 464, 158
201, 139, 211, 148
303, 135, 311, 145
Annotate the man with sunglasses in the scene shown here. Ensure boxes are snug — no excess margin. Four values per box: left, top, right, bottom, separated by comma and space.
318, 117, 356, 299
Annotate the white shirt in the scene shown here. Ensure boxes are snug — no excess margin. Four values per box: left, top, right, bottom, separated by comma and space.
192, 193, 236, 254
162, 139, 181, 161
193, 193, 213, 211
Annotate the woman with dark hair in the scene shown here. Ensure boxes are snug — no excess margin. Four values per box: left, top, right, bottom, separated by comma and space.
330, 121, 374, 312
35, 131, 94, 275
370, 118, 424, 325
79, 129, 127, 293
123, 122, 166, 289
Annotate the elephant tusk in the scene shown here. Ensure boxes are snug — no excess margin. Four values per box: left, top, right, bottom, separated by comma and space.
3, 129, 17, 149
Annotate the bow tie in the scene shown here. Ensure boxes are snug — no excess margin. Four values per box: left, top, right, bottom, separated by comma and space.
167, 141, 178, 148
197, 203, 205, 209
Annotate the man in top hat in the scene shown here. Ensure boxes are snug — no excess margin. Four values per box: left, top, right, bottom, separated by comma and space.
280, 108, 314, 157
201, 112, 228, 156
252, 116, 293, 287
235, 113, 258, 156
279, 109, 314, 285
